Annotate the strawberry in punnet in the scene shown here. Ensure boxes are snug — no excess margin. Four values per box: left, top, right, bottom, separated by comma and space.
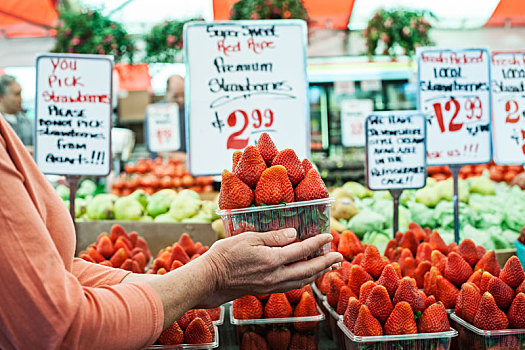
233, 296, 263, 320
255, 165, 294, 205
195, 309, 215, 336
234, 146, 267, 188
409, 222, 427, 241
170, 244, 190, 266
392, 262, 402, 278
119, 259, 133, 271
359, 281, 377, 303
206, 307, 221, 322
97, 235, 114, 258
337, 286, 357, 315
132, 251, 146, 271
486, 277, 514, 309
131, 260, 141, 273
241, 332, 270, 350
288, 334, 317, 350
429, 230, 449, 255
444, 252, 472, 286
458, 238, 479, 267
337, 230, 363, 260
508, 292, 525, 329
302, 158, 313, 173
340, 261, 352, 283
416, 242, 433, 264
418, 302, 450, 333
177, 309, 197, 330
499, 256, 525, 288
467, 270, 483, 289
264, 293, 293, 319
423, 267, 441, 299
384, 239, 397, 261
110, 224, 127, 243
327, 274, 346, 307
399, 229, 419, 256
343, 297, 362, 332
476, 245, 486, 259
109, 248, 128, 268
256, 132, 278, 167
266, 327, 291, 350
425, 295, 437, 309
319, 271, 338, 295
79, 253, 96, 263
114, 235, 132, 251
475, 250, 501, 277
157, 321, 184, 345
86, 246, 105, 263
400, 256, 417, 279
455, 282, 481, 324
285, 286, 309, 304
431, 250, 447, 274
136, 237, 151, 261
394, 277, 426, 313
480, 271, 495, 294
348, 264, 373, 296
361, 245, 387, 279
184, 317, 213, 344
414, 261, 432, 289
384, 302, 417, 335
294, 291, 319, 331
378, 264, 401, 299
294, 168, 329, 202
178, 233, 196, 257
232, 151, 242, 171
128, 231, 138, 247
219, 170, 254, 209
474, 292, 509, 330
365, 285, 393, 323
271, 148, 305, 186
517, 280, 525, 295
436, 275, 459, 309
353, 305, 383, 336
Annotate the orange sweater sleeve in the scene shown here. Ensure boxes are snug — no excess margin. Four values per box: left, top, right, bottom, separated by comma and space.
0, 117, 164, 350
72, 257, 131, 287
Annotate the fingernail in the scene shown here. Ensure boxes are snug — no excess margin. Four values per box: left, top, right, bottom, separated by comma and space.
285, 228, 296, 239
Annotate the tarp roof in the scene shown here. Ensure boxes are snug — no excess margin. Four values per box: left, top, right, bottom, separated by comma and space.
0, 0, 57, 38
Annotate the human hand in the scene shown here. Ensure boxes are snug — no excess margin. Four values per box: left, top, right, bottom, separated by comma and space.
198, 228, 342, 307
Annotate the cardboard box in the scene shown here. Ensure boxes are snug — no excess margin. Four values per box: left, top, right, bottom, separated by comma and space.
76, 221, 217, 256
118, 90, 151, 122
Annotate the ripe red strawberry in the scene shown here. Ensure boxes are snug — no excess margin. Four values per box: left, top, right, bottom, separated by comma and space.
393, 277, 426, 313
114, 235, 132, 251
257, 294, 270, 301
327, 274, 346, 307
109, 224, 127, 243
467, 270, 483, 289
128, 231, 138, 247
119, 258, 133, 271
169, 244, 190, 266
384, 301, 417, 335
360, 245, 387, 279
425, 295, 437, 309
219, 170, 254, 209
234, 146, 267, 188
294, 168, 328, 202
79, 253, 96, 263
131, 260, 141, 273
232, 151, 242, 171
416, 242, 433, 264
401, 256, 417, 279
500, 256, 525, 288
343, 297, 362, 332
429, 230, 449, 255
157, 321, 184, 345
480, 271, 495, 294
255, 166, 294, 205
516, 280, 525, 295
241, 331, 270, 350
487, 277, 514, 309
476, 245, 486, 259
109, 248, 128, 268
132, 251, 146, 272
156, 267, 167, 275
399, 229, 419, 256
319, 271, 338, 295
348, 265, 373, 296
458, 238, 479, 267
431, 250, 447, 274
377, 264, 401, 299
302, 158, 313, 173
271, 148, 305, 186
473, 292, 509, 330
256, 132, 278, 167
384, 239, 397, 260
195, 309, 215, 336
264, 293, 293, 319
285, 286, 308, 304
365, 285, 393, 323
448, 242, 458, 254
508, 292, 525, 328
444, 252, 473, 286
294, 292, 319, 331
391, 262, 403, 279
418, 301, 450, 333
340, 261, 352, 283
475, 250, 501, 277
206, 307, 220, 321
455, 282, 481, 324
86, 246, 105, 263
136, 237, 151, 261
435, 275, 459, 309
177, 309, 197, 330
409, 222, 427, 242
169, 260, 183, 271
178, 233, 196, 257
338, 230, 363, 260
233, 296, 263, 320
359, 281, 377, 303
184, 317, 213, 344
337, 286, 357, 315
353, 305, 383, 336
414, 261, 432, 289
97, 235, 114, 258
266, 327, 291, 350
288, 333, 317, 350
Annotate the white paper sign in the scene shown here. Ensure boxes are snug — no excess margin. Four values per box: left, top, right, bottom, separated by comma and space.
365, 112, 427, 190
184, 20, 309, 175
491, 51, 525, 164
146, 103, 181, 152
341, 99, 373, 147
35, 54, 112, 175
417, 48, 492, 166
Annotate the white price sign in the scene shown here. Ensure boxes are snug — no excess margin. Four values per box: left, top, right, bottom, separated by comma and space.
417, 48, 492, 165
35, 54, 112, 176
146, 103, 181, 153
491, 51, 525, 164
365, 112, 427, 190
184, 20, 309, 175
341, 99, 373, 147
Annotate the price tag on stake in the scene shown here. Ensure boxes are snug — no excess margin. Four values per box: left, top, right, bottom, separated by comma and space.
184, 20, 309, 176
491, 51, 525, 165
341, 99, 373, 147
417, 48, 492, 165
146, 103, 181, 153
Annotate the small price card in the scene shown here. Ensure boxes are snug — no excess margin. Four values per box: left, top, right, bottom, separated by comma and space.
146, 103, 181, 153
341, 99, 373, 147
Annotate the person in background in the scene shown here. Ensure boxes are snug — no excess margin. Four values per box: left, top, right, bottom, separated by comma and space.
0, 75, 33, 148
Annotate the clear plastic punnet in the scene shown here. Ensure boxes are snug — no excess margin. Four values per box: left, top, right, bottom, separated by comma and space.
142, 324, 219, 349
451, 313, 525, 350
217, 198, 334, 258
337, 319, 458, 350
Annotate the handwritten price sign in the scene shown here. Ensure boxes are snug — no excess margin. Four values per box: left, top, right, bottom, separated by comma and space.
146, 103, 181, 153
184, 20, 309, 175
491, 51, 525, 164
35, 54, 112, 176
417, 48, 492, 165
341, 99, 373, 147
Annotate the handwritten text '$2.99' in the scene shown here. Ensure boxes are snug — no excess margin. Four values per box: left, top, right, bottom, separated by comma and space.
226, 109, 274, 149
504, 99, 525, 155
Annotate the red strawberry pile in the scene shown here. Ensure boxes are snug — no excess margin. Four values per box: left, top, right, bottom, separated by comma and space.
156, 308, 219, 346
219, 133, 328, 210
147, 233, 209, 275
78, 224, 151, 273
233, 287, 321, 349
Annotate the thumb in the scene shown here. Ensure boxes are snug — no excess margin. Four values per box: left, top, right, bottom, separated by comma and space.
254, 228, 297, 247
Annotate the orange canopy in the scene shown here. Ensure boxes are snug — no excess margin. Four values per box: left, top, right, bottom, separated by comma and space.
213, 0, 356, 30
485, 0, 525, 27
0, 0, 57, 38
